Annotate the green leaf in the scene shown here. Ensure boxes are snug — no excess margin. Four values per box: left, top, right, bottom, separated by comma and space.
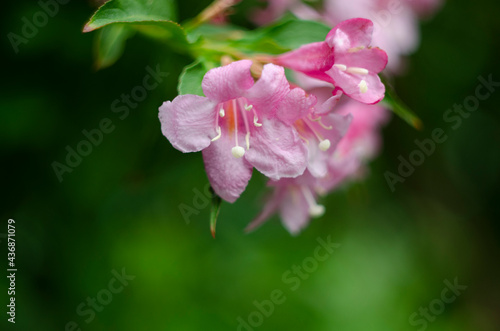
84, 0, 177, 32
255, 17, 331, 51
209, 187, 222, 238
186, 23, 243, 44
224, 17, 330, 56
177, 61, 208, 96
94, 24, 133, 70
131, 21, 188, 48
83, 0, 188, 49
230, 36, 289, 55
382, 76, 423, 130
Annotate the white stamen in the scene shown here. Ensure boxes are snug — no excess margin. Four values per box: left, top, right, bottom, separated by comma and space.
319, 121, 333, 130
253, 115, 262, 127
334, 64, 347, 71
231, 146, 245, 158
211, 126, 222, 141
301, 187, 325, 218
303, 119, 328, 149
244, 104, 253, 111
219, 108, 225, 117
309, 204, 325, 217
310, 116, 333, 130
319, 139, 331, 151
346, 67, 369, 75
358, 80, 368, 94
245, 132, 250, 150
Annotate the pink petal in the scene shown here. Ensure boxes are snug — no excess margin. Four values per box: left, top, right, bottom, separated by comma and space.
326, 18, 374, 50
292, 72, 334, 91
322, 156, 361, 192
245, 63, 290, 118
245, 187, 284, 233
202, 60, 255, 103
159, 95, 218, 153
327, 67, 385, 104
307, 142, 328, 177
276, 88, 317, 125
276, 42, 334, 75
245, 118, 307, 180
202, 134, 253, 203
323, 112, 353, 142
314, 90, 343, 115
335, 100, 389, 157
334, 47, 388, 74
279, 187, 311, 235
307, 113, 352, 177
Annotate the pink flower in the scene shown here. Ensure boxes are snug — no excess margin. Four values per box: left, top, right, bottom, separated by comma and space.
323, 0, 419, 72
335, 99, 389, 159
275, 88, 352, 177
321, 99, 390, 191
246, 171, 326, 235
159, 60, 308, 202
276, 18, 388, 104
246, 99, 389, 234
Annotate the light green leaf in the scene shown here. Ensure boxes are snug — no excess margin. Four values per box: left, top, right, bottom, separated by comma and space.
186, 23, 243, 44
178, 61, 208, 96
84, 0, 177, 32
230, 35, 289, 55
94, 24, 133, 70
83, 0, 187, 49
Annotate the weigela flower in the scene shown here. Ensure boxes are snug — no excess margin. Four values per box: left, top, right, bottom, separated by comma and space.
159, 60, 308, 202
324, 0, 418, 72
276, 18, 388, 104
246, 171, 326, 235
275, 88, 352, 178
246, 99, 389, 234
318, 99, 390, 192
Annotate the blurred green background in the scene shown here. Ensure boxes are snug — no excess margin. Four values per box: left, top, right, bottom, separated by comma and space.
1, 0, 499, 330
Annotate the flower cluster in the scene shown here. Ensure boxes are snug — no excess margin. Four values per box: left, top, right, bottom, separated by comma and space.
254, 0, 443, 72
159, 18, 389, 233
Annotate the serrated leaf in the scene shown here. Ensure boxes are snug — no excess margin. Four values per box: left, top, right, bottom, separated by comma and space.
381, 76, 423, 130
178, 61, 208, 96
209, 186, 222, 238
94, 24, 133, 70
84, 0, 177, 32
